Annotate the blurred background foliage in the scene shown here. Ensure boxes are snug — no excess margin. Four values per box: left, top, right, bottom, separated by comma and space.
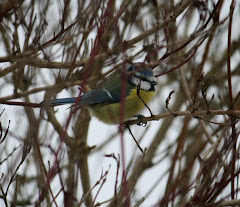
0, 0, 240, 206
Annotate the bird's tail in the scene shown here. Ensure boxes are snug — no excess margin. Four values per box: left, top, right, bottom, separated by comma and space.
41, 97, 77, 106
0, 98, 79, 108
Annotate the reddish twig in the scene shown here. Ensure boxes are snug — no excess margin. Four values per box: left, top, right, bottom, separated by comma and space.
227, 0, 237, 200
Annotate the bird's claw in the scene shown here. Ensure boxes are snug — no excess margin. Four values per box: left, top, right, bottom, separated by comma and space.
134, 114, 147, 126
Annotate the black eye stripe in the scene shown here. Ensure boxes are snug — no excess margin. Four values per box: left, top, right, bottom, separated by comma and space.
133, 74, 151, 83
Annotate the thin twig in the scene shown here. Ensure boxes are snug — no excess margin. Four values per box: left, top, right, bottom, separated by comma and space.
126, 125, 144, 153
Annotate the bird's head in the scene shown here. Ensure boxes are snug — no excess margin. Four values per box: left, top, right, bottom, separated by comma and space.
127, 63, 157, 91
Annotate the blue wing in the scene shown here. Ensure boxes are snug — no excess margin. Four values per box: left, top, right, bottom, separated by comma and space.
79, 88, 121, 105
44, 87, 123, 106
80, 73, 135, 105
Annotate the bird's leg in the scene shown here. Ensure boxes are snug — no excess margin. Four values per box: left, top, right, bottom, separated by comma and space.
133, 114, 147, 126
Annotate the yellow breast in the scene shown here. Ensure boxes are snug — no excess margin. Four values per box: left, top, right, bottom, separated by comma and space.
89, 88, 155, 124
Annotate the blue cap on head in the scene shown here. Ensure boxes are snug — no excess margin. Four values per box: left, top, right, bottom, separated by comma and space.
127, 63, 154, 76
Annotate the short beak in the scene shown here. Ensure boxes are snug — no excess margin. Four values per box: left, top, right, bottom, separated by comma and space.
152, 81, 157, 85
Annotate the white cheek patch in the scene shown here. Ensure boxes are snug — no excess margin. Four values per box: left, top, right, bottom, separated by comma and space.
131, 76, 152, 91
139, 80, 152, 91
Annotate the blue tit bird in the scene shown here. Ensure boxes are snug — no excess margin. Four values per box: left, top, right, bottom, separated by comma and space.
44, 63, 157, 124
